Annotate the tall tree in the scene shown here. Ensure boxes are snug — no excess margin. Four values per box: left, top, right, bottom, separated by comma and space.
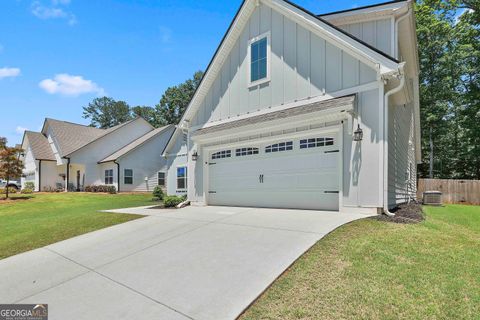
155, 71, 204, 126
83, 97, 132, 129
0, 139, 24, 199
416, 0, 479, 179
132, 106, 157, 127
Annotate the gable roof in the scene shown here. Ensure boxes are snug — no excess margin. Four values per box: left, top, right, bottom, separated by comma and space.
42, 118, 106, 157
24, 131, 56, 161
98, 125, 175, 164
179, 0, 402, 129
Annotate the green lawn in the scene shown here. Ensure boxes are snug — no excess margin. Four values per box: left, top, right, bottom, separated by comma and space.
0, 193, 155, 259
241, 205, 480, 320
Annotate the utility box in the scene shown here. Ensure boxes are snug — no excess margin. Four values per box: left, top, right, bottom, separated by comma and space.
423, 191, 442, 206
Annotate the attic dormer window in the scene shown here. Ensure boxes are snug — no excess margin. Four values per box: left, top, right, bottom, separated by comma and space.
249, 32, 270, 86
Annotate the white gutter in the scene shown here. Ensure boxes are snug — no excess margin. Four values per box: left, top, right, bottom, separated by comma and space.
383, 64, 406, 216
394, 6, 412, 59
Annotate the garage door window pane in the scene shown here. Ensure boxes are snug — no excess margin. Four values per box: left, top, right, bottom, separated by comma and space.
177, 167, 187, 190
236, 147, 259, 157
212, 150, 231, 160
265, 141, 293, 153
300, 137, 335, 149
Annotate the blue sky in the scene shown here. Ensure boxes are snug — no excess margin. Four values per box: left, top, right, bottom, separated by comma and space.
1, 0, 382, 146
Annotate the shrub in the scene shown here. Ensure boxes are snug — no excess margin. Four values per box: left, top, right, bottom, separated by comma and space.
0, 187, 18, 194
163, 195, 185, 208
84, 185, 117, 194
24, 182, 35, 190
153, 186, 164, 201
21, 188, 34, 194
42, 186, 59, 193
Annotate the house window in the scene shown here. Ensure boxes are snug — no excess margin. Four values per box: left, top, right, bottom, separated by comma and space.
177, 167, 187, 190
105, 169, 114, 185
300, 138, 335, 149
124, 169, 133, 185
236, 147, 259, 157
212, 150, 231, 160
158, 172, 166, 187
249, 34, 270, 85
265, 141, 293, 153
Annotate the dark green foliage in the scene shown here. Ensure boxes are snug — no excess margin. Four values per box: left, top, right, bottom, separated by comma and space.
83, 97, 133, 129
416, 0, 480, 179
163, 195, 184, 208
154, 71, 204, 126
132, 106, 157, 126
152, 186, 164, 201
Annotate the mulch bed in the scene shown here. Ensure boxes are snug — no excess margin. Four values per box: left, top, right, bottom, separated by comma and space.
375, 201, 425, 224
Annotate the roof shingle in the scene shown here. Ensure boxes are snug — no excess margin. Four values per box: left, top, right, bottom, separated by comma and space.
24, 131, 56, 161
193, 95, 355, 136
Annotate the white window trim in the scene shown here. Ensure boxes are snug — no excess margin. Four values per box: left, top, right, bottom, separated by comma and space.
248, 31, 271, 88
176, 165, 188, 191
105, 169, 114, 185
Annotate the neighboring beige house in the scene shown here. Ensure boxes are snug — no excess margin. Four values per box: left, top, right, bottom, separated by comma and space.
21, 117, 174, 192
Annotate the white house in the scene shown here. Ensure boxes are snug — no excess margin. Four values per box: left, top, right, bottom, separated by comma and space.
21, 117, 175, 192
162, 0, 420, 214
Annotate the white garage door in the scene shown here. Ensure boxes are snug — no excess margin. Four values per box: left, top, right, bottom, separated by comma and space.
207, 133, 340, 211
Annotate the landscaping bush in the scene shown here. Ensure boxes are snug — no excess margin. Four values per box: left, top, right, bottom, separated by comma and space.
84, 185, 117, 194
0, 187, 17, 195
24, 182, 35, 190
21, 188, 34, 194
153, 186, 164, 201
43, 186, 61, 193
163, 195, 184, 208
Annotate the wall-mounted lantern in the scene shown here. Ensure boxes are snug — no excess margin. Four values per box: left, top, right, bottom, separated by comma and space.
192, 151, 199, 161
353, 125, 364, 142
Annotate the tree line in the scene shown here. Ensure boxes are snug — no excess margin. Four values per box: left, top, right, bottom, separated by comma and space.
416, 0, 479, 179
82, 71, 203, 129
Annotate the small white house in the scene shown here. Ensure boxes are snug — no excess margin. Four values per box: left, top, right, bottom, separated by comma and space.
21, 117, 175, 192
162, 0, 421, 214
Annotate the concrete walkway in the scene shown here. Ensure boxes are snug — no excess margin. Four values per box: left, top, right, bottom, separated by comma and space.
0, 206, 373, 320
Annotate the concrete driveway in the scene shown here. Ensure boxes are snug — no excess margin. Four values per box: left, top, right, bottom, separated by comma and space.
0, 206, 373, 320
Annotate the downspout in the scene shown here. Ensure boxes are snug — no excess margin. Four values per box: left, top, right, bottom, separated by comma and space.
65, 157, 70, 192
114, 160, 120, 193
383, 66, 406, 216
38, 160, 42, 192
394, 7, 411, 59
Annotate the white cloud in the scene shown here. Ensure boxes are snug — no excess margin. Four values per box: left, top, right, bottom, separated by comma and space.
31, 1, 76, 25
0, 67, 21, 79
16, 126, 29, 135
39, 74, 104, 96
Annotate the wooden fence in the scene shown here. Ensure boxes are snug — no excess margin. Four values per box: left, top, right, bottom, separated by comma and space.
417, 179, 480, 205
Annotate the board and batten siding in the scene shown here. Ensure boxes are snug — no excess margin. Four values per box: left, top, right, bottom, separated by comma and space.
191, 4, 378, 127
337, 19, 394, 58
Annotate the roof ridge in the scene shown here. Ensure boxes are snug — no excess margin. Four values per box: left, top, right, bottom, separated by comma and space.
46, 118, 105, 130
318, 0, 408, 17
